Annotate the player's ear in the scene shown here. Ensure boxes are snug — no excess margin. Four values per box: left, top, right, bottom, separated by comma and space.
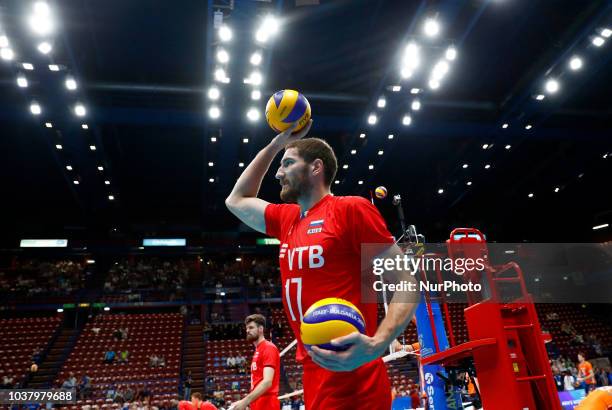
311, 159, 324, 177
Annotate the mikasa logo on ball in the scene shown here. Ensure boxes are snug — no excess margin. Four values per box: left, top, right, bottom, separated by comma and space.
286, 245, 324, 270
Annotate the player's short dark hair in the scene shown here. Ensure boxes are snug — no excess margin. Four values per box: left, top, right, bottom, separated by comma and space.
286, 138, 338, 187
578, 352, 586, 358
245, 314, 266, 328
191, 392, 202, 401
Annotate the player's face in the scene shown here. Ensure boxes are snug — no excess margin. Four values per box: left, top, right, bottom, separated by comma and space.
245, 322, 262, 342
276, 148, 312, 203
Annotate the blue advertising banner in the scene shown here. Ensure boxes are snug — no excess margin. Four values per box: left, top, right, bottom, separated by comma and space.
415, 299, 463, 410
558, 389, 586, 409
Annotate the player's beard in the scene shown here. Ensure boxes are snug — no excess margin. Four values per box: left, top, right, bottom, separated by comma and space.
246, 331, 259, 343
280, 166, 311, 203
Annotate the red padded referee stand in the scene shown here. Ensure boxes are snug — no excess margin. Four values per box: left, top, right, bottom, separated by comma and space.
420, 228, 561, 410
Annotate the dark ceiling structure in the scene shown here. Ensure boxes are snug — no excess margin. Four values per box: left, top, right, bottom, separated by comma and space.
0, 0, 610, 246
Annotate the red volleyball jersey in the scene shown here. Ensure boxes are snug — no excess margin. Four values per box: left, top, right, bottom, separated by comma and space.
265, 194, 394, 361
250, 339, 280, 397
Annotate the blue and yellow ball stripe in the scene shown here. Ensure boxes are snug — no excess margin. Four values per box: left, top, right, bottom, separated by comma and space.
265, 89, 311, 133
300, 298, 366, 351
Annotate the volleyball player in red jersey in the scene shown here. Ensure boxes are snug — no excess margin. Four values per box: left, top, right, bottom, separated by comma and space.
226, 120, 418, 409
230, 314, 280, 410
178, 392, 218, 410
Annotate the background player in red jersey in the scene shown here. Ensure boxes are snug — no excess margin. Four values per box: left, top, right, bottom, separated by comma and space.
226, 120, 419, 409
229, 314, 280, 410
178, 392, 218, 410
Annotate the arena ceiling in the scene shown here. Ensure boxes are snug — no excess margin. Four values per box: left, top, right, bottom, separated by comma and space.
0, 0, 610, 246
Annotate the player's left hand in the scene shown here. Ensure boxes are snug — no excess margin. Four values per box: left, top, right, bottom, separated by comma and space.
228, 398, 248, 410
309, 332, 384, 372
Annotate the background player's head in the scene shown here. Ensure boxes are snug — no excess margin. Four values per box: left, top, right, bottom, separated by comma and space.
578, 352, 586, 363
191, 392, 202, 405
244, 313, 266, 343
275, 138, 338, 203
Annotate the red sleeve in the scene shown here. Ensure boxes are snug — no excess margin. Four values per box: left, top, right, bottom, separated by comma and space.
264, 203, 299, 239
202, 403, 218, 410
345, 197, 394, 253
261, 343, 280, 370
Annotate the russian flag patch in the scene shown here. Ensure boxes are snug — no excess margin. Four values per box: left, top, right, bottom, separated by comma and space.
309, 219, 324, 227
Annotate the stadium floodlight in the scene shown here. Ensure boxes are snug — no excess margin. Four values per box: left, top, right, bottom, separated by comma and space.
208, 106, 221, 119
30, 102, 42, 115
250, 52, 262, 66
445, 46, 457, 61
545, 79, 559, 94
219, 25, 232, 42
0, 47, 15, 60
423, 18, 440, 37
569, 56, 583, 71
247, 107, 260, 122
65, 77, 77, 90
17, 75, 28, 88
74, 103, 86, 117
37, 41, 52, 54
216, 48, 229, 63
208, 87, 220, 100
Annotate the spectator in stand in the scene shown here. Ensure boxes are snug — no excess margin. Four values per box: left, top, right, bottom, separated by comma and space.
183, 371, 193, 400
133, 384, 144, 402
205, 376, 215, 390
92, 326, 101, 336
158, 355, 166, 367
113, 328, 123, 341
149, 354, 159, 367
124, 385, 135, 402
119, 350, 129, 364
114, 385, 125, 403
31, 348, 42, 364
106, 383, 117, 400
121, 328, 129, 340
61, 372, 77, 390
553, 368, 563, 391
142, 383, 152, 403
203, 322, 212, 341
2, 375, 14, 389
596, 368, 609, 387
576, 352, 596, 393
291, 395, 304, 410
212, 386, 223, 403
563, 370, 576, 391
78, 374, 92, 399
561, 322, 576, 335
104, 349, 116, 364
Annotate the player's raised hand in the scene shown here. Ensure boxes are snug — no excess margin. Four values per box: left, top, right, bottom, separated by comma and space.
271, 119, 313, 149
308, 332, 384, 372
